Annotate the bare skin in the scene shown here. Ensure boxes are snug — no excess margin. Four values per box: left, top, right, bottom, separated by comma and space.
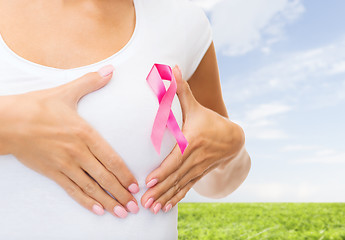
0, 0, 251, 216
0, 0, 135, 69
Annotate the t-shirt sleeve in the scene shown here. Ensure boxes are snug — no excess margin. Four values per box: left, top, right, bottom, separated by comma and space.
178, 0, 213, 81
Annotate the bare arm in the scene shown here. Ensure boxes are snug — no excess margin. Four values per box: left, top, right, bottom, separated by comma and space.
187, 41, 251, 198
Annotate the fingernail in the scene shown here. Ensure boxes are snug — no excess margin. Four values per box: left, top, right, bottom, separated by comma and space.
126, 201, 139, 214
97, 64, 114, 77
92, 203, 104, 216
164, 203, 172, 212
146, 178, 158, 188
144, 197, 154, 209
114, 205, 128, 218
153, 203, 162, 214
128, 183, 140, 194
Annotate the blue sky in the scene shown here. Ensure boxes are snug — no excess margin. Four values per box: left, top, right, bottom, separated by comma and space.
183, 0, 345, 202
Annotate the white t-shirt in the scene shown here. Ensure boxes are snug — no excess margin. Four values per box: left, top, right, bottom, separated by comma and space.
0, 0, 213, 239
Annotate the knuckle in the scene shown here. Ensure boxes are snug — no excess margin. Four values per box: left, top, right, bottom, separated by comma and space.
173, 179, 181, 193
62, 143, 81, 159
73, 123, 93, 140
200, 147, 210, 160
190, 156, 198, 166
172, 174, 180, 186
181, 190, 188, 199
98, 171, 113, 187
195, 135, 206, 148
181, 81, 191, 94
106, 154, 121, 170
84, 182, 97, 195
177, 156, 183, 166
65, 184, 78, 197
55, 159, 74, 171
194, 165, 204, 177
178, 188, 188, 200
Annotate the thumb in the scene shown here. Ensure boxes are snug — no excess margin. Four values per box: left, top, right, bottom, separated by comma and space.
58, 64, 115, 106
173, 64, 198, 116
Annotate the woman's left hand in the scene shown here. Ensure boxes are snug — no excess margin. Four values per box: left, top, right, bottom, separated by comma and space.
140, 65, 244, 214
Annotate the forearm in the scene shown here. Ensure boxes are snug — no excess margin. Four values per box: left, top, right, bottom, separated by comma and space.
192, 120, 251, 199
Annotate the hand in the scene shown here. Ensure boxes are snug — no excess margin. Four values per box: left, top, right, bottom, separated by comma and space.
140, 65, 244, 213
0, 65, 140, 218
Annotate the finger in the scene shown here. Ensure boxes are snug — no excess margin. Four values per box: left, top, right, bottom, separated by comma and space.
61, 162, 129, 218
79, 149, 139, 214
153, 161, 221, 213
78, 122, 140, 194
52, 171, 105, 216
173, 65, 198, 115
55, 65, 114, 107
162, 176, 201, 213
141, 148, 199, 208
143, 152, 210, 213
145, 140, 194, 189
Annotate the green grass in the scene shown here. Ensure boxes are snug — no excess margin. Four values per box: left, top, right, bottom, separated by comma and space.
177, 203, 345, 240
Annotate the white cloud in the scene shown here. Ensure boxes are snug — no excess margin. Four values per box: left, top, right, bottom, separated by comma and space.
281, 144, 345, 164
282, 144, 345, 164
282, 144, 319, 152
206, 0, 304, 56
329, 61, 345, 75
224, 37, 345, 106
233, 102, 291, 140
292, 149, 345, 164
245, 102, 292, 121
245, 128, 289, 140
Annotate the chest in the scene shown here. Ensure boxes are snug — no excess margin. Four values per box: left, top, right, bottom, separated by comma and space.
0, 0, 135, 69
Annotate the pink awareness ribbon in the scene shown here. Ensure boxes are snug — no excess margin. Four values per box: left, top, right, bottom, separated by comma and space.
146, 63, 189, 155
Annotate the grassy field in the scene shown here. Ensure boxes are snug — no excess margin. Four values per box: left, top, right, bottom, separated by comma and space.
177, 203, 345, 240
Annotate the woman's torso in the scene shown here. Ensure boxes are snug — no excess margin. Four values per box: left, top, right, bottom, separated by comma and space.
0, 0, 190, 239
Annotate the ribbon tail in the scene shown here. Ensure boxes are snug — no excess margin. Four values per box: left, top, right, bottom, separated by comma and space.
167, 109, 189, 154
151, 98, 172, 154
151, 112, 167, 155
151, 132, 162, 154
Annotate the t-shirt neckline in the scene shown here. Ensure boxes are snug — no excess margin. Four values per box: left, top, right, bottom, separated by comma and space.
0, 0, 140, 73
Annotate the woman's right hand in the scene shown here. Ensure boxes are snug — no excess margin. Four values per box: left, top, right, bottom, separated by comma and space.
0, 65, 140, 218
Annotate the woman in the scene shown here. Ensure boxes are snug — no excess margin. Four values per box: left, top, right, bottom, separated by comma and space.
0, 0, 251, 239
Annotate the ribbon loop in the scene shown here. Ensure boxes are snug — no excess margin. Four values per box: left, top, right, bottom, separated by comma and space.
146, 63, 189, 155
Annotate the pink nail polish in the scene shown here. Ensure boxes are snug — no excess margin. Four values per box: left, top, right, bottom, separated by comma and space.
92, 203, 104, 215
97, 64, 114, 77
153, 203, 162, 214
114, 205, 128, 218
128, 183, 140, 194
144, 197, 154, 209
164, 203, 172, 212
126, 201, 139, 214
146, 178, 158, 188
